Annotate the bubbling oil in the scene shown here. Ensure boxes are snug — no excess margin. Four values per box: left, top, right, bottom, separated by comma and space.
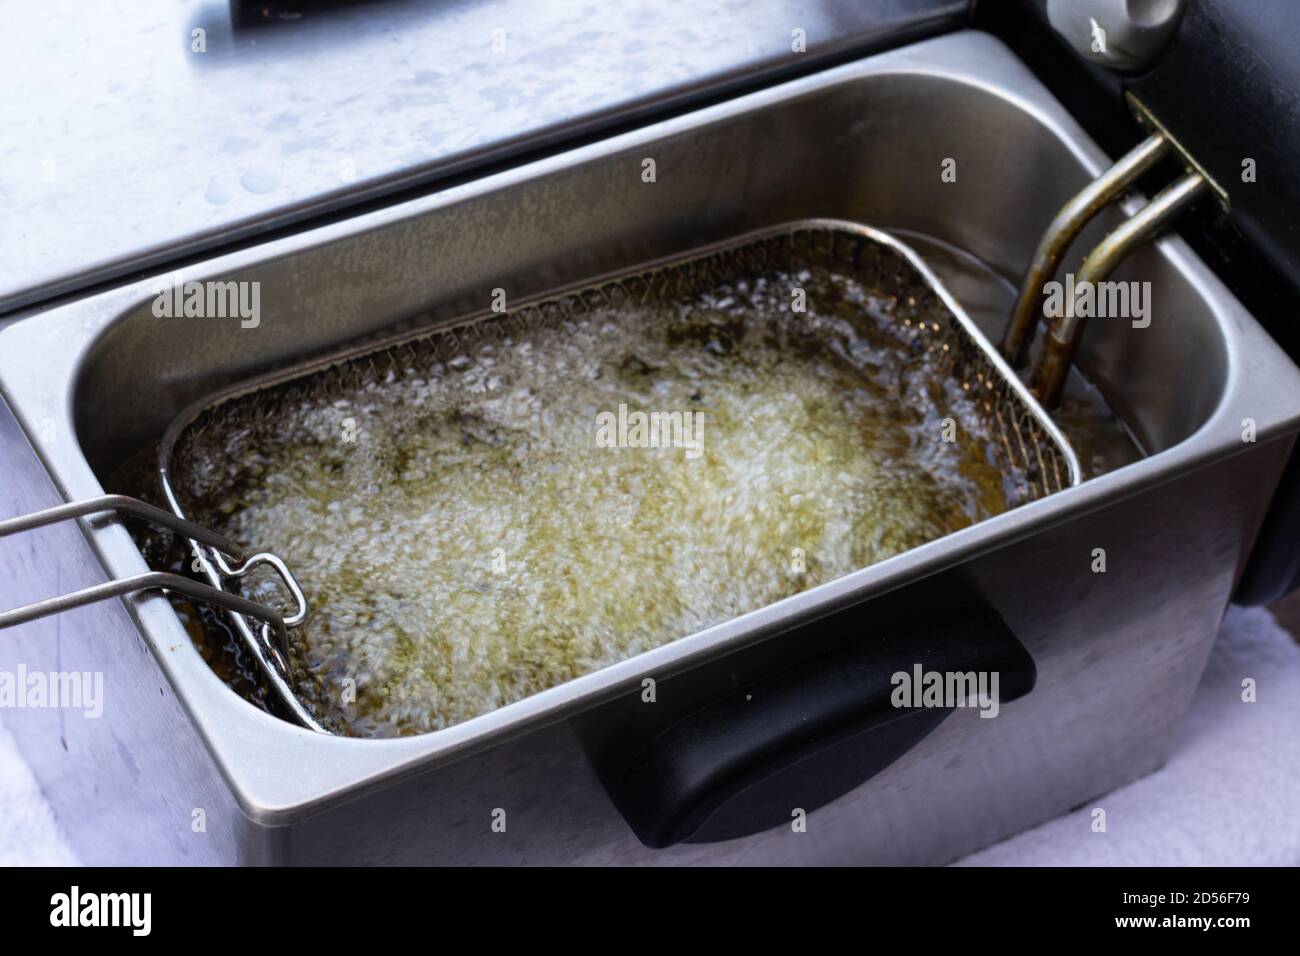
169, 265, 1036, 736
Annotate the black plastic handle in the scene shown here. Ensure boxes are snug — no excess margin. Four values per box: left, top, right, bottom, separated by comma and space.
606, 608, 1035, 848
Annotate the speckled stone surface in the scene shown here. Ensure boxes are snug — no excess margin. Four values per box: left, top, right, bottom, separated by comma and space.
0, 0, 966, 312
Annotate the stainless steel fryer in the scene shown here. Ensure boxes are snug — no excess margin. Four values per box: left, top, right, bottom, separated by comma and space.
2, 32, 1298, 865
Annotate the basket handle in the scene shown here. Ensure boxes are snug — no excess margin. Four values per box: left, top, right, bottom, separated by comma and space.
0, 493, 243, 559
0, 494, 288, 666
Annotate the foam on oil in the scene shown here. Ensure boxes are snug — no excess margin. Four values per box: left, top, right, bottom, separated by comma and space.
169, 265, 1031, 736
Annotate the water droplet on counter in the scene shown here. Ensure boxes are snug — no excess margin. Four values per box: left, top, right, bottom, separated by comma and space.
240, 168, 279, 194
204, 177, 231, 205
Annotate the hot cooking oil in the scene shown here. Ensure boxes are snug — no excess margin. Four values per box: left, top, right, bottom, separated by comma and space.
124, 234, 1138, 738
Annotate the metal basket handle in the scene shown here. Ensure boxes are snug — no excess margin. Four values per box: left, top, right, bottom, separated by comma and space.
0, 494, 327, 733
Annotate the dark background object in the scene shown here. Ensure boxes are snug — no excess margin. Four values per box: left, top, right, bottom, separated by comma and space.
975, 0, 1300, 604
229, 0, 383, 30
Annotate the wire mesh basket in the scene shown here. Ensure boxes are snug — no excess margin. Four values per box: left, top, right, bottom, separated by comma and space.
153, 219, 1080, 734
